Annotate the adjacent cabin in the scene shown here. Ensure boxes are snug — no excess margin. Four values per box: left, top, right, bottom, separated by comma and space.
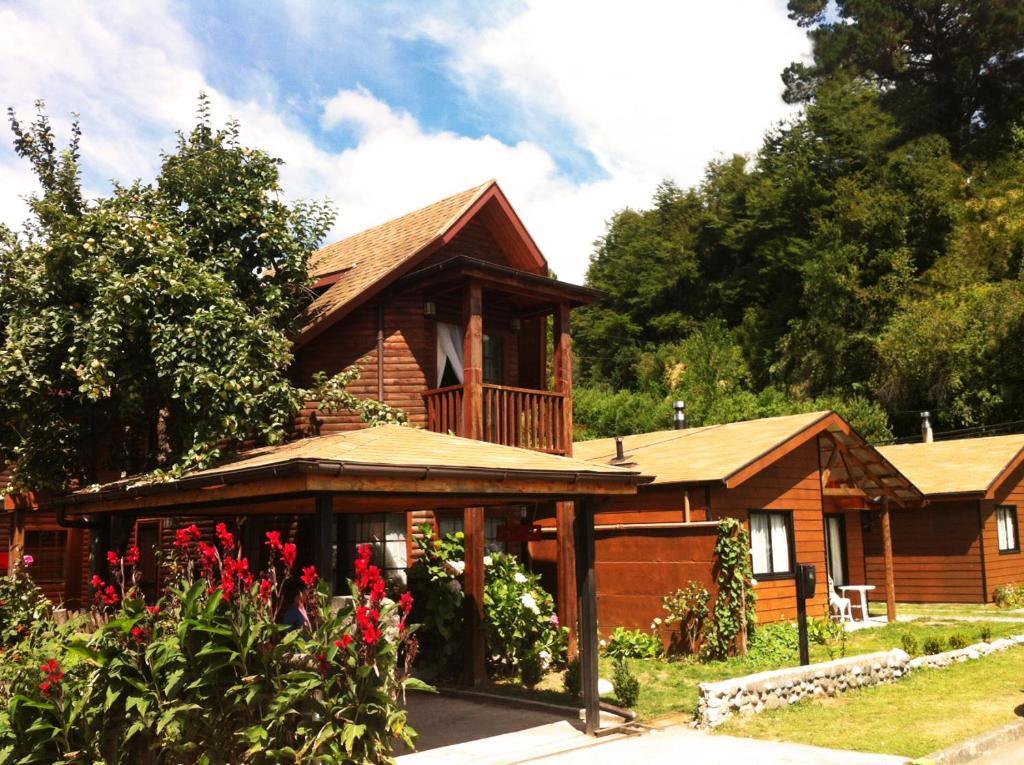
874, 434, 1024, 603
529, 412, 921, 636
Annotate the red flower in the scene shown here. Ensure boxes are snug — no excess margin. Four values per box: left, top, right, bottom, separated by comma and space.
356, 605, 382, 646
107, 551, 120, 567
146, 605, 161, 615
131, 626, 145, 643
197, 542, 219, 572
40, 681, 52, 697
300, 565, 318, 589
103, 585, 120, 606
282, 543, 297, 569
174, 524, 201, 551
400, 591, 414, 615
215, 522, 236, 553
334, 634, 353, 649
370, 576, 386, 603
124, 545, 140, 566
91, 574, 104, 590
39, 659, 63, 696
265, 531, 283, 551
259, 579, 273, 603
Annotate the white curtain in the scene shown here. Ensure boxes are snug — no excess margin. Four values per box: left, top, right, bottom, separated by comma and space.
826, 517, 845, 586
770, 513, 790, 573
998, 508, 1013, 550
750, 514, 770, 574
436, 322, 465, 386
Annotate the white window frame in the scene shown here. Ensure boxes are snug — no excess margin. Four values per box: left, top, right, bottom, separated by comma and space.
996, 505, 1020, 554
749, 510, 794, 578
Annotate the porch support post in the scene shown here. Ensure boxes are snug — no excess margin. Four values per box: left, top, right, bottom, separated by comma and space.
89, 514, 112, 580
314, 494, 337, 595
556, 501, 579, 657
881, 497, 897, 623
463, 505, 487, 686
10, 508, 25, 573
462, 280, 484, 441
553, 302, 574, 454
575, 497, 600, 735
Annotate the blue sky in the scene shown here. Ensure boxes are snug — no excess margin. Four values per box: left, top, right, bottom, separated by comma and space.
0, 1, 810, 282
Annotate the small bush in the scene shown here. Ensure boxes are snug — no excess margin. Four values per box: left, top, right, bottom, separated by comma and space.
994, 583, 1024, 609
0, 555, 53, 647
923, 637, 945, 655
948, 632, 970, 650
661, 581, 709, 656
748, 622, 799, 664
604, 627, 663, 659
563, 657, 581, 698
612, 658, 641, 709
901, 634, 920, 656
980, 626, 993, 642
520, 653, 544, 689
808, 617, 848, 660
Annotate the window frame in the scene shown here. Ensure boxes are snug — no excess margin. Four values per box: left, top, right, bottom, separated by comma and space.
996, 505, 1020, 554
482, 333, 505, 385
748, 510, 796, 580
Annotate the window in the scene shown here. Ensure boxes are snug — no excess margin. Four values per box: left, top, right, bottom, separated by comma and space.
345, 514, 408, 584
24, 530, 67, 583
997, 506, 1020, 553
749, 511, 793, 577
483, 334, 505, 384
435, 512, 510, 553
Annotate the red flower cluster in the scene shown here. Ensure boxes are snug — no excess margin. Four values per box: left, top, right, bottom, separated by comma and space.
220, 557, 254, 602
334, 634, 353, 649
399, 591, 414, 632
215, 522, 236, 552
124, 545, 140, 566
130, 625, 147, 644
91, 575, 120, 607
265, 531, 296, 570
265, 531, 282, 551
197, 542, 219, 573
282, 543, 297, 569
106, 550, 120, 567
300, 565, 318, 589
39, 659, 63, 697
146, 605, 161, 616
174, 524, 201, 552
259, 579, 273, 603
356, 605, 382, 646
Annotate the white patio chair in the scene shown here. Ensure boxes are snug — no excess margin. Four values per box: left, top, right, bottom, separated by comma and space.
828, 575, 854, 624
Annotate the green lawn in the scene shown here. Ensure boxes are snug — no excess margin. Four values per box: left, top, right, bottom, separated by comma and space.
717, 645, 1024, 758
869, 601, 1024, 620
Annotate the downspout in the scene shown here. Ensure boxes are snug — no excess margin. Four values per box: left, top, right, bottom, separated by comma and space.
377, 302, 385, 401
977, 499, 989, 604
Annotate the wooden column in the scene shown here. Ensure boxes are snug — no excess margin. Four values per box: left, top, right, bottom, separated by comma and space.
463, 505, 486, 686
314, 494, 337, 595
556, 501, 579, 657
881, 498, 897, 623
552, 303, 574, 453
575, 497, 600, 735
89, 514, 112, 579
63, 527, 84, 607
10, 508, 25, 572
462, 281, 484, 441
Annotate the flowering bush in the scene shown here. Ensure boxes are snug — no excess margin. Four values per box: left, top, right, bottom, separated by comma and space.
408, 525, 567, 685
0, 527, 424, 764
0, 554, 52, 647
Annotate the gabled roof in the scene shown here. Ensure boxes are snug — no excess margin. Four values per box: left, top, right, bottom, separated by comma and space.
879, 433, 1024, 498
299, 180, 546, 346
55, 425, 649, 514
573, 411, 920, 503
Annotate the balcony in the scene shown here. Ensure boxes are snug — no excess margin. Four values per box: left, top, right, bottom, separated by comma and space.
423, 383, 568, 454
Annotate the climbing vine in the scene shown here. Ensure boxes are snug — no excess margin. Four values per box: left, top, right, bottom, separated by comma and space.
701, 517, 757, 661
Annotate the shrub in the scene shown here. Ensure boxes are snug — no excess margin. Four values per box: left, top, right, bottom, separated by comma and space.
980, 626, 993, 642
661, 581, 709, 655
948, 632, 970, 650
901, 634, 920, 656
702, 518, 756, 661
563, 657, 581, 698
407, 524, 466, 676
748, 621, 799, 665
994, 583, 1024, 608
808, 616, 848, 660
923, 637, 945, 655
0, 555, 52, 647
611, 658, 640, 709
0, 527, 424, 763
604, 627, 663, 659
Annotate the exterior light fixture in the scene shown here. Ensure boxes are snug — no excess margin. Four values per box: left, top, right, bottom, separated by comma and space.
509, 317, 521, 333
423, 300, 437, 317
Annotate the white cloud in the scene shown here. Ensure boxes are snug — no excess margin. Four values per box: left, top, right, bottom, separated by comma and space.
0, 0, 810, 283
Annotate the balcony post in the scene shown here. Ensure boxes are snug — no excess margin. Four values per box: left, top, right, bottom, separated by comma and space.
553, 302, 573, 453
462, 280, 484, 441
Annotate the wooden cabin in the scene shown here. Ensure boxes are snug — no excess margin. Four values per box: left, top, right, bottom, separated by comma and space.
871, 434, 1024, 603
529, 412, 921, 636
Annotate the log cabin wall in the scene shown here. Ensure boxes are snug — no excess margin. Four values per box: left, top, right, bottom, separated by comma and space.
862, 503, 984, 603
983, 459, 1024, 599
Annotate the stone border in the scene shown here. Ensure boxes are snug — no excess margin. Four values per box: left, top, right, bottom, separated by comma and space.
696, 633, 1024, 728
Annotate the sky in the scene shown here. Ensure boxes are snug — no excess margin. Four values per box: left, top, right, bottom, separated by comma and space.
0, 1, 810, 283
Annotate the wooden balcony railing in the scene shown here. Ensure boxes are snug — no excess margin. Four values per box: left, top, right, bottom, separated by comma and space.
423, 383, 567, 454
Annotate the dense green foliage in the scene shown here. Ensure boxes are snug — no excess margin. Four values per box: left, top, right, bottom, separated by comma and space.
0, 530, 422, 764
702, 519, 757, 661
0, 557, 52, 648
575, 3, 1024, 441
602, 627, 664, 660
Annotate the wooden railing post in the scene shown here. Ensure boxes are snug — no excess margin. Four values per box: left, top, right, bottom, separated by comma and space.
553, 302, 574, 456
463, 281, 483, 441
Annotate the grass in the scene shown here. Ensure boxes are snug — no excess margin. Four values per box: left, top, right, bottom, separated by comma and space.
717, 645, 1024, 758
869, 601, 1024, 619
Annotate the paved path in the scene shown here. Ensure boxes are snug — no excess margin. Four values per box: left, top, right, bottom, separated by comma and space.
972, 737, 1024, 764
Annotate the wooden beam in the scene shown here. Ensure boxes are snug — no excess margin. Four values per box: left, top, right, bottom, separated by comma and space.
463, 280, 484, 441
823, 487, 867, 497
314, 494, 337, 595
553, 302, 574, 454
463, 506, 486, 686
881, 498, 897, 623
575, 497, 600, 735
556, 501, 578, 658
10, 509, 25, 573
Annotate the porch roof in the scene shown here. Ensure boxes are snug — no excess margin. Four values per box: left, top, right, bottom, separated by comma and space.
574, 411, 921, 503
879, 433, 1024, 499
52, 425, 649, 514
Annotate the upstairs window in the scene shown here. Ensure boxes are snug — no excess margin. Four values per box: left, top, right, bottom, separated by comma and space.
997, 506, 1020, 553
483, 334, 505, 384
749, 511, 793, 577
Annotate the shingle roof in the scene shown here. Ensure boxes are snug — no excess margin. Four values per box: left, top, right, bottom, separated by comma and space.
301, 181, 494, 337
573, 411, 834, 486
879, 434, 1024, 497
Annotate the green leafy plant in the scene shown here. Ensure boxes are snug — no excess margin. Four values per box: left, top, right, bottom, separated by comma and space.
407, 524, 466, 677
611, 658, 640, 709
603, 627, 663, 659
0, 554, 52, 647
994, 584, 1024, 609
980, 626, 993, 642
901, 634, 920, 656
947, 632, 971, 650
701, 518, 757, 661
808, 616, 848, 660
923, 637, 945, 655
661, 581, 709, 656
563, 657, 581, 698
747, 621, 799, 665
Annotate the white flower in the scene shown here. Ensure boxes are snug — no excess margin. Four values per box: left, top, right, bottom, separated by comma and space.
520, 592, 540, 614
539, 649, 551, 669
750, 578, 759, 587
448, 579, 462, 594
652, 617, 662, 626
444, 560, 466, 577
513, 572, 528, 584
483, 555, 492, 566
